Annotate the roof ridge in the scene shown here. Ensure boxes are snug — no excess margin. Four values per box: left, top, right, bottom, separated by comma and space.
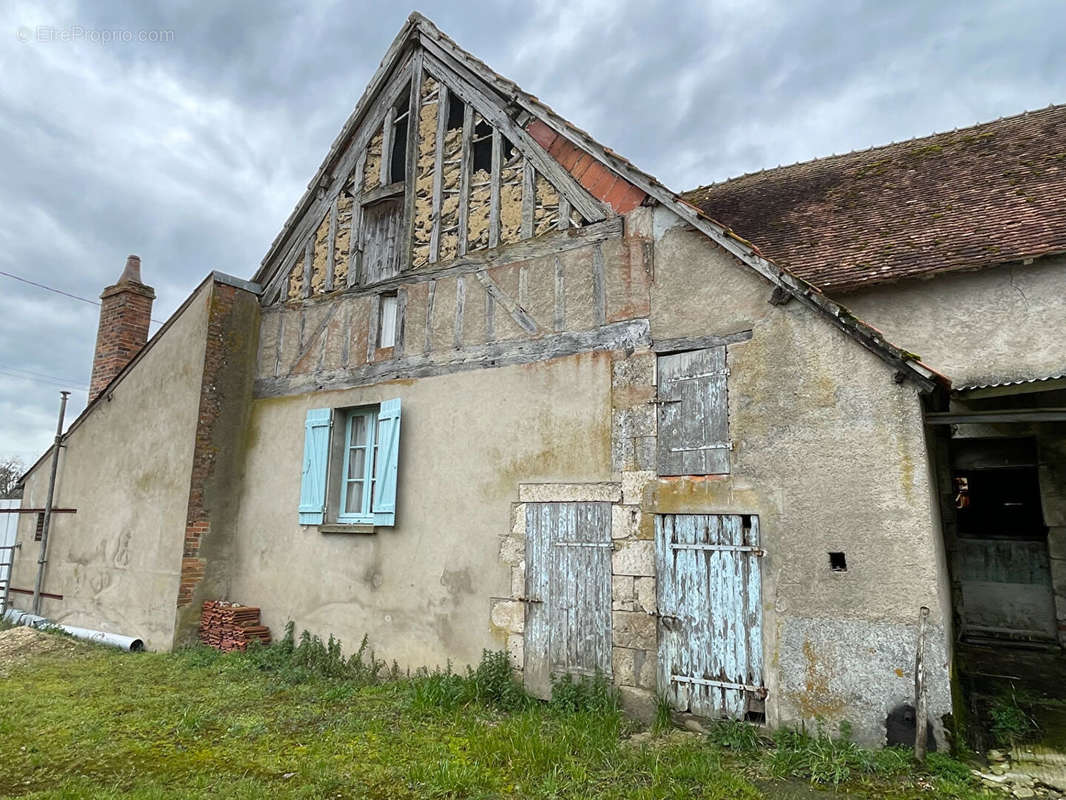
682, 102, 1066, 196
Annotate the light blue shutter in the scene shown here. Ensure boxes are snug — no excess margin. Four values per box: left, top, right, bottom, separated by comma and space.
298, 408, 332, 524
371, 398, 401, 526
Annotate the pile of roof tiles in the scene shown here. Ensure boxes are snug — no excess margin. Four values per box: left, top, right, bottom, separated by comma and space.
199, 600, 272, 652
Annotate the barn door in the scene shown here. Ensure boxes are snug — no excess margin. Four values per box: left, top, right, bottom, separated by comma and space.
656, 513, 765, 719
524, 502, 612, 698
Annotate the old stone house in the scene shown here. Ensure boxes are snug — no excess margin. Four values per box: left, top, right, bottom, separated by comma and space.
7, 14, 1065, 748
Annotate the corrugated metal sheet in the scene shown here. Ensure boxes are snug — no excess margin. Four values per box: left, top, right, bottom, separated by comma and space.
954, 372, 1066, 394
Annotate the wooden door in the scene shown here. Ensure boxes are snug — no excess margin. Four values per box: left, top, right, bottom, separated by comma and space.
524, 502, 612, 698
656, 513, 765, 719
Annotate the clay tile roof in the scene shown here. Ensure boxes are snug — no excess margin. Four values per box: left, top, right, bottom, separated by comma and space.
681, 105, 1066, 293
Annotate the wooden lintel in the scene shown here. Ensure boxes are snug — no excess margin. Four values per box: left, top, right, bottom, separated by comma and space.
925, 408, 1066, 425
256, 318, 651, 398
651, 331, 754, 354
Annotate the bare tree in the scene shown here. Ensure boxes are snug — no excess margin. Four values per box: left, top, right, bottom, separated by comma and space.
0, 456, 25, 499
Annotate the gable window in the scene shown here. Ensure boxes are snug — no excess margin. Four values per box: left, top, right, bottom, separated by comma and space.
446, 95, 465, 131
298, 399, 402, 528
388, 91, 410, 184
378, 293, 398, 348
472, 120, 493, 173
361, 197, 403, 283
655, 346, 730, 476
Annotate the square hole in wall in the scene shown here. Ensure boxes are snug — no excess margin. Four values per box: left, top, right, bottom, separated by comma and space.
828, 552, 847, 572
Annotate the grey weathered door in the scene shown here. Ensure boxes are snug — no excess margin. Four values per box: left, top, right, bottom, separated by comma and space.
656, 347, 729, 475
524, 502, 612, 698
656, 513, 764, 719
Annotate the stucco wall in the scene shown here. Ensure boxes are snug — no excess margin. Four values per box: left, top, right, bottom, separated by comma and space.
9, 281, 212, 650
841, 256, 1066, 385
228, 351, 614, 668
640, 210, 953, 746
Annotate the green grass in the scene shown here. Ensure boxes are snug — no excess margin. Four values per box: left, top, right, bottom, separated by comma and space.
0, 632, 990, 799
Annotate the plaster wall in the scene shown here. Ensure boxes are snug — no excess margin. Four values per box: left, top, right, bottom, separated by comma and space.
635, 210, 953, 746
841, 256, 1066, 385
228, 350, 614, 669
9, 281, 212, 651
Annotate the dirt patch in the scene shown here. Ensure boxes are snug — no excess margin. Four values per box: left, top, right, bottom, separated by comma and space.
0, 626, 84, 677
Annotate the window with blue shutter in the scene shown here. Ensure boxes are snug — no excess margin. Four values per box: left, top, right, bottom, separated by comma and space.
298, 408, 332, 524
303, 399, 402, 528
371, 398, 401, 526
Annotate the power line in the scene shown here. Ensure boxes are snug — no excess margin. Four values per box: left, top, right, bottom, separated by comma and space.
0, 367, 87, 392
0, 270, 165, 325
0, 362, 87, 388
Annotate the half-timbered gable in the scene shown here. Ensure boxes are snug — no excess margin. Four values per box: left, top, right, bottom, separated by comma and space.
256, 24, 615, 310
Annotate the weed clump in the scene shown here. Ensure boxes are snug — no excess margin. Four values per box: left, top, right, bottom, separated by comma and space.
410, 649, 531, 713
549, 671, 618, 713
987, 689, 1038, 747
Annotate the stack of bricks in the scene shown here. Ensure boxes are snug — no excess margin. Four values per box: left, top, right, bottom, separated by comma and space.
199, 601, 272, 652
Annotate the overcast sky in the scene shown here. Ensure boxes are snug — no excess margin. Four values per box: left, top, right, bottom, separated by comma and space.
0, 0, 1063, 465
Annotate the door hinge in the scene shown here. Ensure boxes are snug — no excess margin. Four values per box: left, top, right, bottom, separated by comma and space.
515, 595, 543, 604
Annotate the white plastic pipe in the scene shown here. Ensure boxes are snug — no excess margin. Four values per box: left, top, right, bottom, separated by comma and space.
2, 607, 143, 651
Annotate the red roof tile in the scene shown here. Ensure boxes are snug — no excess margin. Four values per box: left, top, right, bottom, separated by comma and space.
681, 105, 1066, 293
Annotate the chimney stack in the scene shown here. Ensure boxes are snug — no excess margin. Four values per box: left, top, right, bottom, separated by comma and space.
89, 255, 156, 400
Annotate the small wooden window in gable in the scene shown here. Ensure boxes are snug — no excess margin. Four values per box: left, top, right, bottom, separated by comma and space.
388, 90, 410, 185
656, 347, 730, 476
361, 197, 403, 284
378, 293, 398, 348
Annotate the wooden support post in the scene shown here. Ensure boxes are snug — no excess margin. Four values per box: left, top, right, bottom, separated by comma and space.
324, 198, 338, 292
380, 105, 395, 187
400, 52, 423, 275
914, 606, 930, 762
453, 275, 465, 349
429, 84, 448, 263
558, 195, 571, 230
302, 235, 314, 299
489, 127, 502, 248
457, 103, 474, 256
423, 279, 436, 354
347, 150, 367, 288
521, 159, 535, 239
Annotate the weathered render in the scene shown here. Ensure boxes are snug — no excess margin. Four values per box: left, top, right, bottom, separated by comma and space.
9, 275, 259, 650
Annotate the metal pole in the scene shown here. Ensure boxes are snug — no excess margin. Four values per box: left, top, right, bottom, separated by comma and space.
914, 606, 930, 762
32, 391, 69, 616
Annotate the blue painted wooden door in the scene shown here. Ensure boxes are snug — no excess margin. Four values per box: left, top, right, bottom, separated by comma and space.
655, 513, 764, 719
525, 502, 613, 699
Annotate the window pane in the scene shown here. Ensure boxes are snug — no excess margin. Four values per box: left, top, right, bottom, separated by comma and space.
348, 415, 368, 447
345, 480, 364, 514
379, 295, 397, 348
347, 448, 366, 480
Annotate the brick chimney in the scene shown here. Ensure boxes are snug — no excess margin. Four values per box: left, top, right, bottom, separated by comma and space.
89, 255, 155, 400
